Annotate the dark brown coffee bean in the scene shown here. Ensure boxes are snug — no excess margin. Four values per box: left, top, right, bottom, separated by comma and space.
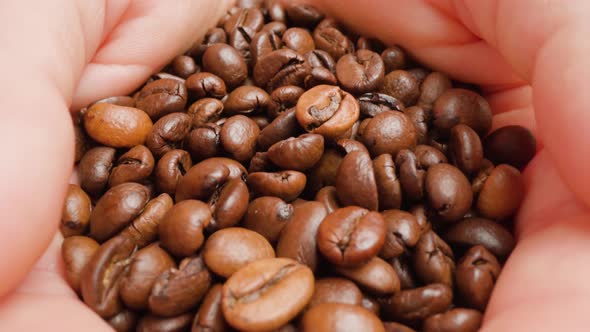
171, 55, 199, 79
224, 85, 270, 115
84, 104, 153, 148
251, 29, 283, 66
336, 151, 379, 211
120, 193, 173, 248
90, 96, 136, 108
208, 178, 250, 231
390, 256, 418, 290
305, 149, 343, 195
432, 88, 492, 136
283, 27, 315, 54
318, 206, 386, 267
137, 313, 194, 332
444, 217, 515, 258
359, 111, 417, 157
449, 124, 483, 174
120, 243, 176, 310
395, 149, 426, 202
267, 134, 324, 171
228, 26, 255, 67
380, 283, 453, 323
403, 106, 431, 144
379, 210, 421, 259
373, 154, 403, 210
186, 72, 227, 100
145, 112, 192, 158
414, 230, 455, 287
202, 44, 248, 89
135, 79, 188, 120
358, 93, 404, 118
305, 66, 338, 88
248, 151, 273, 173
304, 49, 336, 73
219, 115, 260, 162
425, 164, 473, 222
187, 98, 224, 127
192, 284, 230, 332
380, 70, 420, 106
89, 183, 151, 242
285, 3, 324, 28
423, 308, 483, 332
356, 37, 384, 52
383, 322, 416, 332
154, 149, 192, 195
243, 197, 294, 243
258, 109, 303, 150
308, 277, 363, 308
108, 310, 138, 332
253, 49, 310, 91
247, 170, 306, 202
301, 303, 385, 332
313, 23, 353, 60
159, 200, 211, 257
407, 67, 431, 85
267, 86, 305, 118
61, 185, 92, 237
224, 7, 265, 34
475, 164, 524, 220
149, 255, 212, 317
456, 245, 500, 310
185, 124, 221, 163
189, 27, 228, 58
276, 201, 327, 271
415, 144, 448, 167
484, 125, 536, 169
418, 72, 452, 111
335, 256, 400, 295
109, 145, 155, 188
221, 258, 314, 331
62, 236, 99, 293
80, 235, 135, 318
336, 50, 385, 94
315, 186, 341, 214
381, 46, 407, 73
262, 19, 287, 33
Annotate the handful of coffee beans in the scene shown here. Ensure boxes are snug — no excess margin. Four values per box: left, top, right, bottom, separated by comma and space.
63, 1, 536, 331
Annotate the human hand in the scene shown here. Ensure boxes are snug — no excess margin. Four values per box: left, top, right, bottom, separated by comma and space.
308, 0, 590, 330
0, 0, 230, 330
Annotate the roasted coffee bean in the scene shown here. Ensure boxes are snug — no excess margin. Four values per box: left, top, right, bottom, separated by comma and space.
91, 95, 136, 108
186, 73, 227, 100
262, 20, 287, 34
283, 27, 315, 54
373, 154, 403, 210
455, 245, 501, 310
474, 164, 524, 220
120, 193, 174, 248
358, 93, 404, 118
390, 256, 418, 290
187, 98, 224, 127
304, 49, 336, 73
336, 49, 385, 94
148, 255, 212, 317
305, 149, 343, 195
415, 144, 448, 166
359, 111, 417, 157
382, 322, 416, 332
145, 112, 192, 158
62, 236, 100, 293
251, 115, 270, 129
403, 106, 431, 144
449, 124, 483, 174
185, 124, 221, 163
304, 65, 338, 88
356, 37, 384, 52
224, 7, 265, 34
84, 103, 153, 148
317, 206, 386, 267
336, 151, 379, 211
228, 26, 255, 66
135, 79, 188, 120
159, 200, 211, 257
109, 145, 155, 188
243, 196, 294, 243
414, 231, 455, 287
301, 303, 385, 332
396, 149, 426, 202
137, 313, 194, 332
221, 258, 314, 331
313, 21, 353, 60
254, 49, 310, 91
276, 201, 327, 271
258, 108, 303, 150
202, 44, 248, 89
154, 150, 192, 195
120, 243, 176, 310
224, 86, 270, 115
219, 115, 260, 162
208, 178, 250, 231
247, 170, 306, 202
89, 183, 151, 242
432, 89, 492, 136
361, 295, 381, 316
425, 164, 473, 222
484, 125, 536, 169
381, 46, 407, 73
73, 120, 90, 163
423, 308, 483, 332
108, 310, 138, 332
171, 55, 199, 79
379, 210, 421, 259
248, 151, 273, 173
285, 3, 324, 28
380, 283, 453, 323
380, 70, 420, 106
267, 86, 305, 118
61, 184, 92, 237
444, 217, 515, 258
192, 284, 230, 332
80, 235, 136, 318
407, 67, 431, 85
418, 72, 452, 111
308, 277, 363, 308
267, 133, 324, 170
189, 27, 228, 57
251, 29, 283, 65
315, 186, 341, 214
335, 256, 400, 295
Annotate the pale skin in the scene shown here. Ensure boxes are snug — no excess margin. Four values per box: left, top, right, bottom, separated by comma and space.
1, 0, 589, 330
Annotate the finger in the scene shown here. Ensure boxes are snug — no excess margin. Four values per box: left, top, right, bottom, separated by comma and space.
71, 0, 233, 110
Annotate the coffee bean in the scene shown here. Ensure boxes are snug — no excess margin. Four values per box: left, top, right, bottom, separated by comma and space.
425, 164, 473, 222
305, 66, 338, 88
192, 284, 230, 332
135, 79, 188, 120
407, 67, 431, 85
73, 120, 90, 163
315, 185, 341, 214
224, 86, 270, 115
318, 206, 386, 267
219, 115, 260, 162
251, 29, 283, 66
358, 93, 405, 118
484, 125, 536, 169
305, 148, 342, 195
159, 200, 211, 257
171, 55, 199, 79
263, 20, 287, 34
62, 236, 100, 293
414, 231, 455, 287
108, 310, 138, 332
396, 149, 426, 202
243, 196, 294, 243
119, 193, 173, 248
283, 27, 315, 54
228, 26, 255, 67
84, 103, 153, 148
335, 256, 400, 295
373, 154, 403, 210
308, 277, 363, 308
455, 245, 501, 310
390, 256, 418, 290
336, 151, 379, 211
380, 70, 420, 106
267, 86, 304, 118
247, 170, 306, 202
357, 37, 384, 52
146, 112, 192, 159
361, 295, 381, 316
379, 210, 421, 259
189, 27, 228, 58
120, 243, 176, 310
423, 308, 483, 332
382, 322, 416, 332
417, 72, 451, 108
254, 49, 310, 91
380, 283, 453, 323
267, 133, 324, 170
313, 21, 353, 60
221, 258, 314, 331
137, 313, 194, 332
285, 3, 324, 28
187, 98, 223, 127
403, 106, 431, 144
301, 303, 385, 332
449, 124, 483, 174
224, 7, 265, 34
61, 185, 92, 237
474, 164, 524, 220
276, 201, 327, 271
444, 217, 515, 258
336, 50, 385, 94
432, 89, 492, 136
185, 124, 221, 163
359, 111, 417, 157
154, 150, 192, 195
109, 145, 155, 188
186, 73, 227, 101
248, 151, 273, 173
148, 255, 212, 317
258, 108, 303, 150
202, 44, 248, 89
381, 48, 407, 76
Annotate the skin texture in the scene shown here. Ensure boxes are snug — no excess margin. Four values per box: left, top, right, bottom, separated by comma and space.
1, 0, 590, 331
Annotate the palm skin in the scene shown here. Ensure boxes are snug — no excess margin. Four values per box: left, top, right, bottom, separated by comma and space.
2, 0, 590, 330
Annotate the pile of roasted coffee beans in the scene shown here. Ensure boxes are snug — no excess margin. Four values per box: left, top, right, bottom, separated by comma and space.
62, 1, 537, 331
